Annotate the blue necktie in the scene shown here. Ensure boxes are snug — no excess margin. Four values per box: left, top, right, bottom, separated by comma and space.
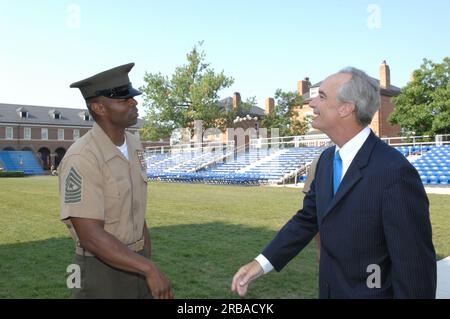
333, 150, 342, 195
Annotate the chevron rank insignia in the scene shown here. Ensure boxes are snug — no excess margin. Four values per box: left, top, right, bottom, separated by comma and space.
65, 167, 83, 204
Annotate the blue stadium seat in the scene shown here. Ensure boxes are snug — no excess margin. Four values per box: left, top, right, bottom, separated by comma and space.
428, 175, 438, 185
439, 175, 449, 185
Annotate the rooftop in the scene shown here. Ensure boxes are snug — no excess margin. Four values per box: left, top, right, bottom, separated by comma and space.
0, 103, 142, 128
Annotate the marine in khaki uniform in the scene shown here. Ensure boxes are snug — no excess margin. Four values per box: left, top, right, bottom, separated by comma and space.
59, 63, 173, 299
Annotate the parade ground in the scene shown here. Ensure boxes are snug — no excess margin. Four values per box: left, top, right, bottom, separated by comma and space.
0, 177, 449, 298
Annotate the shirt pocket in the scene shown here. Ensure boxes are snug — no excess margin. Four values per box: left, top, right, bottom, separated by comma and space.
104, 179, 120, 198
102, 172, 124, 224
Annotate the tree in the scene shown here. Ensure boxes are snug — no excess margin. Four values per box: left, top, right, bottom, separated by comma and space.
261, 89, 308, 137
140, 42, 234, 141
389, 57, 450, 136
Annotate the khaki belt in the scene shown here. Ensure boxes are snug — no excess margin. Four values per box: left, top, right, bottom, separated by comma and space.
75, 238, 145, 257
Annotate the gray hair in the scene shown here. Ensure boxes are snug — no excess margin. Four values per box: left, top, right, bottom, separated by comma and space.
337, 67, 381, 126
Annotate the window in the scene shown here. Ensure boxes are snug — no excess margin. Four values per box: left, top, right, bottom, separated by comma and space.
41, 128, 48, 140
20, 111, 28, 118
6, 127, 13, 139
24, 127, 31, 140
49, 109, 61, 120
58, 129, 64, 140
79, 111, 91, 121
73, 129, 80, 140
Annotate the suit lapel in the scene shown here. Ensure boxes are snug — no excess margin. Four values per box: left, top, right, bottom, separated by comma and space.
321, 131, 379, 220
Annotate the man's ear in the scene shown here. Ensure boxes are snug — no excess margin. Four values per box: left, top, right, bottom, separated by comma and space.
339, 102, 356, 119
90, 99, 107, 118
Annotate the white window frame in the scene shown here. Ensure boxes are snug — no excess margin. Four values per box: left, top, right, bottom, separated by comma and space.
58, 129, 65, 141
6, 127, 13, 139
41, 128, 48, 140
24, 127, 31, 140
73, 129, 80, 140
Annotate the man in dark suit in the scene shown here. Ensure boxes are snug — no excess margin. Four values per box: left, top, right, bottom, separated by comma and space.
231, 67, 436, 298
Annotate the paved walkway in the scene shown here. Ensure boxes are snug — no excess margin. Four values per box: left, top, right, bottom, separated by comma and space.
270, 183, 450, 195
437, 257, 450, 299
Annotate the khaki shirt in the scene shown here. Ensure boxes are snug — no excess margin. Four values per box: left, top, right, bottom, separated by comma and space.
58, 123, 148, 247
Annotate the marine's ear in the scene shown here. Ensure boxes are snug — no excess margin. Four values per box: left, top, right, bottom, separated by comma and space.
88, 97, 107, 119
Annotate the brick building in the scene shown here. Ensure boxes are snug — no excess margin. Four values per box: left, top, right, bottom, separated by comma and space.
0, 103, 141, 169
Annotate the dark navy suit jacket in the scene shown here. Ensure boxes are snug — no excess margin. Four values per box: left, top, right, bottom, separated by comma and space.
262, 131, 437, 298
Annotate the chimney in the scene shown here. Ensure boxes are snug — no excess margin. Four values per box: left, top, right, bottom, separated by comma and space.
265, 97, 274, 115
232, 92, 241, 110
297, 77, 311, 95
379, 60, 391, 89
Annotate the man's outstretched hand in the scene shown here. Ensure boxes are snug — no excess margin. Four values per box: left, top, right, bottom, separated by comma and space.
231, 260, 264, 297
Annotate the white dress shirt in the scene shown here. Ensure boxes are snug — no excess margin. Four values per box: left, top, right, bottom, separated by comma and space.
255, 127, 372, 274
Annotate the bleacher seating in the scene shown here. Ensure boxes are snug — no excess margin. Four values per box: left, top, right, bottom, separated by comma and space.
145, 143, 450, 186
406, 145, 450, 186
147, 147, 324, 185
145, 144, 450, 187
0, 151, 45, 175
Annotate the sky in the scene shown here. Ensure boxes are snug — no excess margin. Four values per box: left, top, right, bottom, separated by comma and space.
0, 0, 449, 116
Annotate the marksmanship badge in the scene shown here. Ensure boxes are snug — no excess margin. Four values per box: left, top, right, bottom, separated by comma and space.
136, 150, 147, 174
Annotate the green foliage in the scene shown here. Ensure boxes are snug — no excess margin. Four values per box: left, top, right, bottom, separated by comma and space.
140, 42, 234, 141
261, 89, 308, 136
390, 57, 450, 136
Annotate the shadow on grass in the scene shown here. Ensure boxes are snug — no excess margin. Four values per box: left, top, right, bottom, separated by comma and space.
0, 222, 319, 299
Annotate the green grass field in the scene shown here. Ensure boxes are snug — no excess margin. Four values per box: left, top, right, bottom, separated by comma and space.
0, 177, 449, 299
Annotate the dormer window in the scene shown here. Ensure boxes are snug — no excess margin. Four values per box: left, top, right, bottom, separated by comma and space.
49, 109, 61, 120
79, 111, 92, 121
17, 107, 29, 118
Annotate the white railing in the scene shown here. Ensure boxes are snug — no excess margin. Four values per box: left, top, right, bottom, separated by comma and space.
381, 134, 450, 146
250, 134, 331, 149
252, 133, 450, 150
145, 140, 235, 156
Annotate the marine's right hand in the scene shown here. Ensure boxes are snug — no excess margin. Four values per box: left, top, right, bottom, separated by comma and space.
231, 260, 264, 297
145, 263, 173, 299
